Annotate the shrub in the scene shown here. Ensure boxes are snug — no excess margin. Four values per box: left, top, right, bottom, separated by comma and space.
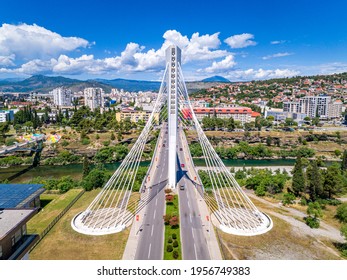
61, 140, 69, 147
282, 193, 296, 205
168, 238, 173, 243
166, 245, 173, 252
255, 185, 266, 196
172, 250, 179, 259
95, 134, 100, 140
336, 203, 347, 223
163, 214, 172, 225
172, 233, 177, 239
173, 240, 178, 248
305, 216, 320, 228
103, 140, 110, 147
169, 216, 179, 228
165, 189, 172, 194
81, 138, 90, 145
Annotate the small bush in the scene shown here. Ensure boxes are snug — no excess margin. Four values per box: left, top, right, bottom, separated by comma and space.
168, 238, 173, 243
172, 250, 179, 259
173, 240, 178, 248
165, 189, 172, 194
336, 203, 347, 223
81, 138, 90, 145
103, 140, 110, 147
172, 233, 177, 239
300, 197, 307, 206
95, 134, 100, 140
166, 245, 173, 252
305, 216, 320, 228
282, 193, 296, 205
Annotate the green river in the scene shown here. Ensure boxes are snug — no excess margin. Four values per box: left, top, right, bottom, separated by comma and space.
0, 159, 297, 183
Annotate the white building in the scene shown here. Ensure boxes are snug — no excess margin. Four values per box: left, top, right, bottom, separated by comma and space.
284, 95, 341, 119
84, 88, 104, 110
52, 87, 72, 106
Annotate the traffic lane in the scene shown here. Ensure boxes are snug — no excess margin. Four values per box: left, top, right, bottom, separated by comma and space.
135, 131, 168, 259
178, 177, 197, 260
177, 132, 210, 260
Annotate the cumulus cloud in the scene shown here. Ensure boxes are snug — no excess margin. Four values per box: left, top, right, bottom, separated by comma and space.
270, 40, 286, 45
262, 52, 293, 60
226, 68, 300, 81
0, 23, 89, 60
204, 55, 236, 73
224, 33, 257, 49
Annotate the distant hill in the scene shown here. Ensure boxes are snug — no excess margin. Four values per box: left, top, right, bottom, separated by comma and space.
202, 76, 230, 82
0, 75, 231, 94
93, 78, 161, 92
0, 75, 112, 93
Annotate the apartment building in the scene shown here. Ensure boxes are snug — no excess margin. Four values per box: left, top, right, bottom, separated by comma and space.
84, 87, 104, 110
52, 87, 72, 106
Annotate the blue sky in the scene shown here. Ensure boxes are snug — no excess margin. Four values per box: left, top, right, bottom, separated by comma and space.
0, 0, 347, 81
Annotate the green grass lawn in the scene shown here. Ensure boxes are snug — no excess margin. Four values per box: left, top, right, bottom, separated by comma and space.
27, 189, 83, 235
163, 195, 182, 260
30, 189, 130, 260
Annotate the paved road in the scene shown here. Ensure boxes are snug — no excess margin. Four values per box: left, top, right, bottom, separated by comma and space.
134, 124, 169, 260
177, 127, 210, 260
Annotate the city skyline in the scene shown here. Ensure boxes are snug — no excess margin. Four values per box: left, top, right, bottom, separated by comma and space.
0, 0, 347, 81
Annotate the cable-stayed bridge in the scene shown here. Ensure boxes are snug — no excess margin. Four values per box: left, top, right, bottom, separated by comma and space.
72, 45, 273, 259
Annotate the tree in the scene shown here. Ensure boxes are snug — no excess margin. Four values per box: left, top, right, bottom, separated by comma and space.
323, 164, 343, 199
226, 117, 235, 131
0, 122, 10, 141
336, 203, 347, 223
306, 202, 323, 228
82, 156, 91, 178
306, 161, 323, 201
341, 150, 347, 171
82, 168, 107, 191
292, 155, 305, 196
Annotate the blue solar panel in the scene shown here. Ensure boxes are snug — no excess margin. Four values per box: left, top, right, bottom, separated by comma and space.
0, 184, 44, 208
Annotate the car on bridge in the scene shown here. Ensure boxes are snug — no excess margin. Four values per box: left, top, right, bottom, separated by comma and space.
180, 185, 185, 190
181, 163, 185, 168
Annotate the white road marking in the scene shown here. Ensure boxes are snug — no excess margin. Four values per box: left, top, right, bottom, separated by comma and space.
194, 243, 198, 260
148, 243, 152, 259
155, 198, 158, 206
153, 209, 156, 219
190, 215, 192, 223
191, 228, 194, 238
151, 225, 154, 236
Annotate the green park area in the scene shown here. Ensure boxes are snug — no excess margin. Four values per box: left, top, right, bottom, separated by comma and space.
163, 192, 181, 260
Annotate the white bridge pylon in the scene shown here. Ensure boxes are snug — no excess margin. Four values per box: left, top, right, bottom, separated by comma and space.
72, 45, 272, 236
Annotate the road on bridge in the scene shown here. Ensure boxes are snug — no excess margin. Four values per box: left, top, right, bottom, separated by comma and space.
177, 126, 211, 260
134, 124, 168, 260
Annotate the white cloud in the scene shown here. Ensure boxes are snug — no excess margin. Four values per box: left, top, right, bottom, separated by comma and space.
0, 23, 89, 60
224, 33, 257, 49
0, 54, 15, 66
270, 40, 286, 45
204, 55, 236, 73
262, 52, 293, 60
226, 68, 300, 81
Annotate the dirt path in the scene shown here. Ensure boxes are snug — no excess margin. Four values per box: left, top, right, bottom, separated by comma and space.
245, 190, 345, 243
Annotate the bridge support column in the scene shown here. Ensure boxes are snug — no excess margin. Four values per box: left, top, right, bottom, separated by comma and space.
166, 45, 181, 189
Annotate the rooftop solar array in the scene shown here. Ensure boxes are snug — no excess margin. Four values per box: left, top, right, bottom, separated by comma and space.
0, 184, 44, 208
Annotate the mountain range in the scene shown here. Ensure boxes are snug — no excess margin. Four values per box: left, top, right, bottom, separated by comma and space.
0, 75, 230, 93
